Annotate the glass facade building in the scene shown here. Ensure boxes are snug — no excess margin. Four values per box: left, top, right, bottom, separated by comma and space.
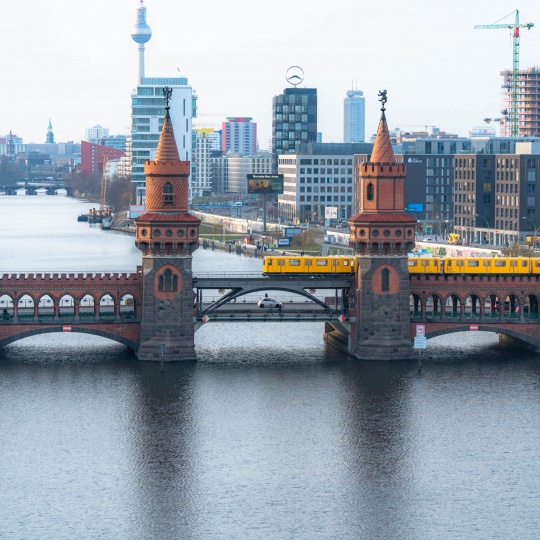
344, 90, 365, 143
272, 88, 317, 155
131, 77, 197, 203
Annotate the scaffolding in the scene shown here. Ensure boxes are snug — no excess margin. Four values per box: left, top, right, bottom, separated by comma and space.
501, 66, 540, 138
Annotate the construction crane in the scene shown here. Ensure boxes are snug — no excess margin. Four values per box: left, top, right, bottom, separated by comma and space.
475, 10, 534, 137
100, 154, 108, 213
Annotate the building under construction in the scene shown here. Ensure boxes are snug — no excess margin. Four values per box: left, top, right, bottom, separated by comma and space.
501, 67, 540, 137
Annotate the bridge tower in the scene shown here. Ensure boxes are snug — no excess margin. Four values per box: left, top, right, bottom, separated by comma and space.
135, 88, 200, 361
347, 92, 416, 360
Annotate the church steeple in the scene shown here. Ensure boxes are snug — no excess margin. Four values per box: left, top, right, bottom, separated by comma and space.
46, 118, 54, 144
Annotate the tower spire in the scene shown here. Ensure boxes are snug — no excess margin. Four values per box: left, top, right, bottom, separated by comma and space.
131, 0, 152, 84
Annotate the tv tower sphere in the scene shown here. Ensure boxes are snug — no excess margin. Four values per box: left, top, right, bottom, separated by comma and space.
131, 0, 152, 45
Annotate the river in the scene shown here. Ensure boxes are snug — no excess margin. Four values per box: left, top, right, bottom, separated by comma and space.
0, 196, 539, 539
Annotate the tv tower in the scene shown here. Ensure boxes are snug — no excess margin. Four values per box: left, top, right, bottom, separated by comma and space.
131, 0, 152, 83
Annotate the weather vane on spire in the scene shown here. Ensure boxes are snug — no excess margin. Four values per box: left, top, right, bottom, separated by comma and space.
378, 90, 387, 111
163, 86, 173, 108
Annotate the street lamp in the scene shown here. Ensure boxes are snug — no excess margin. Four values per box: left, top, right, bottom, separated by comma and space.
522, 216, 540, 250
475, 214, 490, 245
500, 221, 517, 248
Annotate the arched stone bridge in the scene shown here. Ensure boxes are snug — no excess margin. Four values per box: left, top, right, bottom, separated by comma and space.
2, 269, 540, 353
408, 273, 540, 351
0, 269, 143, 349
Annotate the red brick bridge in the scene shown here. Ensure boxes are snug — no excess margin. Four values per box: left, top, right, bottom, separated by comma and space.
408, 273, 540, 351
2, 268, 540, 353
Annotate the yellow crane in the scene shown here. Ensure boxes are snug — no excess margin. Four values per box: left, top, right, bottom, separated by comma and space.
474, 10, 534, 137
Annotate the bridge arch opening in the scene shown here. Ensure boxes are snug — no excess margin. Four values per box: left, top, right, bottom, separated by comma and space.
120, 294, 136, 319
0, 327, 138, 352
59, 294, 75, 318
410, 294, 422, 316
426, 294, 443, 318
37, 294, 55, 319
526, 294, 539, 319
80, 294, 96, 318
99, 294, 115, 318
18, 294, 35, 319
0, 294, 14, 319
465, 293, 481, 318
444, 293, 462, 318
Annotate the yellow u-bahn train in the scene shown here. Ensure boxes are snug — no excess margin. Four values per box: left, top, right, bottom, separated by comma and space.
262, 255, 540, 276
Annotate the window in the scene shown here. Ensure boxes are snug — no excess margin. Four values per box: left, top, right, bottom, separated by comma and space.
158, 269, 178, 292
367, 183, 374, 201
381, 268, 389, 292
162, 182, 174, 203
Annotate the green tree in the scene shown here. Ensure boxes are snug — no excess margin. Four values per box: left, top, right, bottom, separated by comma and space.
0, 157, 20, 185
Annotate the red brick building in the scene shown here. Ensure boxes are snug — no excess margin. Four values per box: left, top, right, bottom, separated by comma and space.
80, 141, 125, 174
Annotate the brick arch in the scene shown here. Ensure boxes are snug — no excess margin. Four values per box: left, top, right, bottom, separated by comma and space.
423, 325, 540, 352
0, 326, 139, 351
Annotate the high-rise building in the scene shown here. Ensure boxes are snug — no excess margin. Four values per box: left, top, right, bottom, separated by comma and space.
131, 77, 195, 203
501, 67, 540, 137
222, 118, 257, 154
272, 88, 317, 155
85, 125, 109, 144
129, 1, 195, 203
344, 89, 365, 143
193, 129, 214, 197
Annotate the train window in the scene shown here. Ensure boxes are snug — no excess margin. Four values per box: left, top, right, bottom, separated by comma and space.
408, 260, 417, 267
434, 260, 439, 266
495, 260, 506, 267
510, 261, 517, 267
536, 261, 540, 267
343, 260, 350, 266
277, 259, 284, 266
467, 261, 479, 267
316, 260, 328, 266
522, 260, 528, 267
267, 259, 273, 266
457, 260, 464, 267
483, 260, 491, 267
289, 260, 301, 266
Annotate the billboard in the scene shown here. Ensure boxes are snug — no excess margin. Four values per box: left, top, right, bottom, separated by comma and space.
325, 206, 338, 219
407, 203, 424, 212
247, 174, 284, 194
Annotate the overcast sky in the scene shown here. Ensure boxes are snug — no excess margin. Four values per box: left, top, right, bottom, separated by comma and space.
1, 1, 539, 147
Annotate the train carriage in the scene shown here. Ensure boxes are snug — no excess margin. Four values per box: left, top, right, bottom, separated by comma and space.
263, 256, 356, 275
443, 257, 530, 275
407, 258, 441, 274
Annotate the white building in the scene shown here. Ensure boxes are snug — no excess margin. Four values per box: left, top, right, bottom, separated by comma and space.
222, 117, 257, 154
193, 129, 214, 197
85, 125, 110, 143
131, 77, 196, 203
227, 153, 273, 193
277, 143, 371, 223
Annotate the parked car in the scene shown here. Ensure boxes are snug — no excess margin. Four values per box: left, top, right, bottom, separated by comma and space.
257, 297, 282, 309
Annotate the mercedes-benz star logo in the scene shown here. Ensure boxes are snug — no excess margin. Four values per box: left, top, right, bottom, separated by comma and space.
286, 66, 304, 87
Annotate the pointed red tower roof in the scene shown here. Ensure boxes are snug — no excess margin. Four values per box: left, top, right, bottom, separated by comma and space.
370, 110, 395, 164
348, 90, 416, 255
154, 107, 180, 161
